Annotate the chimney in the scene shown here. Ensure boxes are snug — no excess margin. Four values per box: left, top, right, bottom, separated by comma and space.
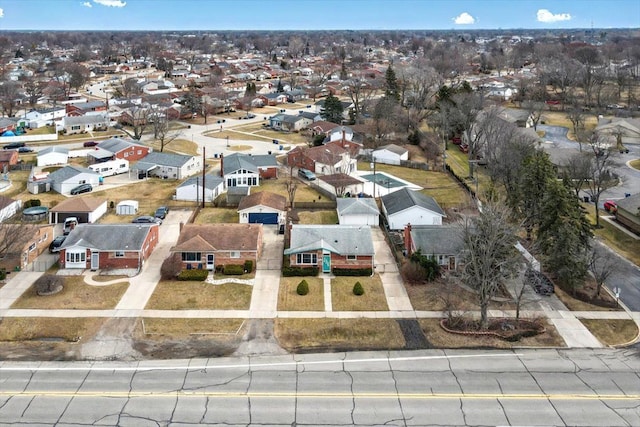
404, 223, 412, 257
220, 153, 224, 178
342, 127, 346, 142
179, 222, 184, 232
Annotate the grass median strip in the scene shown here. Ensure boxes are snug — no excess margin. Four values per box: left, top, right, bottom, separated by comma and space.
145, 281, 252, 310
579, 319, 638, 346
0, 318, 104, 342
140, 318, 246, 337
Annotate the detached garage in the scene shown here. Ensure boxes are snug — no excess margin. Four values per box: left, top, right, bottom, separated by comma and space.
49, 197, 108, 224
238, 191, 287, 225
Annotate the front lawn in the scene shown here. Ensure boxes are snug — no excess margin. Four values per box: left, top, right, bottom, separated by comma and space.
331, 275, 388, 311
145, 281, 252, 310
405, 279, 516, 312
278, 277, 324, 311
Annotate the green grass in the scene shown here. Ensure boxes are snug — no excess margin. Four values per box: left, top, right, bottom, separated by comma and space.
331, 275, 388, 311
278, 277, 325, 311
297, 210, 338, 224
145, 281, 252, 310
195, 208, 239, 224
141, 318, 245, 337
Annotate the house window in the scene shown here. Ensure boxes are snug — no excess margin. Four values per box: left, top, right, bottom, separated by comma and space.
137, 150, 142, 155
28, 243, 36, 252
346, 255, 357, 260
71, 125, 81, 131
230, 251, 240, 258
124, 152, 129, 157
115, 251, 125, 258
66, 252, 86, 263
296, 253, 317, 265
182, 252, 201, 262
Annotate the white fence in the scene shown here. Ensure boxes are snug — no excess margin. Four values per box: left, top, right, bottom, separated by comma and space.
0, 133, 58, 143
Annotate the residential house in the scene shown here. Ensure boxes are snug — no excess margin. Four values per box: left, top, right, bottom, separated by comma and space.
403, 224, 464, 271
372, 144, 409, 165
310, 120, 341, 138
170, 223, 264, 271
284, 225, 375, 273
596, 117, 640, 146
287, 141, 356, 175
336, 198, 379, 226
0, 117, 18, 134
259, 93, 288, 106
59, 224, 159, 274
221, 153, 279, 188
65, 100, 107, 116
0, 195, 21, 222
37, 146, 69, 167
175, 174, 225, 202
62, 114, 109, 135
0, 150, 19, 172
238, 191, 287, 225
616, 193, 640, 234
24, 107, 66, 129
381, 188, 445, 230
0, 224, 54, 271
49, 197, 108, 224
269, 113, 311, 132
93, 138, 151, 163
48, 165, 101, 195
317, 173, 366, 197
134, 151, 201, 180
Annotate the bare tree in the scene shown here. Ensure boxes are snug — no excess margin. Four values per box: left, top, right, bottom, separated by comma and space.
118, 105, 149, 140
588, 247, 617, 300
150, 107, 181, 152
583, 132, 618, 228
450, 91, 484, 179
0, 224, 33, 260
344, 76, 378, 124
563, 152, 592, 198
460, 204, 520, 329
521, 100, 545, 131
23, 77, 45, 109
0, 80, 21, 117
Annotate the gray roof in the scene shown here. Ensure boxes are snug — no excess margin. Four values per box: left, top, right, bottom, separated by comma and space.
38, 146, 69, 156
337, 198, 379, 217
61, 223, 153, 252
222, 153, 277, 175
48, 165, 99, 182
65, 114, 108, 126
139, 151, 194, 168
376, 144, 407, 156
284, 225, 374, 256
381, 188, 445, 217
178, 174, 224, 190
409, 225, 464, 255
617, 193, 640, 212
97, 138, 145, 154
299, 111, 320, 120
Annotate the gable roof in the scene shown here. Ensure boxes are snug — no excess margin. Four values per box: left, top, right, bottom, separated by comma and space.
50, 197, 106, 213
303, 143, 347, 163
171, 223, 262, 253
64, 114, 108, 126
616, 193, 640, 212
381, 188, 445, 217
139, 151, 194, 168
48, 165, 99, 182
61, 223, 153, 251
238, 191, 286, 211
38, 146, 69, 156
0, 195, 19, 211
375, 144, 407, 156
284, 225, 374, 256
97, 137, 146, 154
337, 198, 379, 216
409, 225, 464, 255
178, 173, 224, 190
222, 153, 278, 175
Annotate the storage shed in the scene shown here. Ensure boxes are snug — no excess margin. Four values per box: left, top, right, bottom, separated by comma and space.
116, 200, 139, 215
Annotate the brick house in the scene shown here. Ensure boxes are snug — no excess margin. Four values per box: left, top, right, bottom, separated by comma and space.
0, 224, 54, 272
58, 224, 159, 274
0, 149, 19, 172
93, 138, 151, 163
287, 141, 356, 176
403, 224, 464, 271
170, 223, 263, 271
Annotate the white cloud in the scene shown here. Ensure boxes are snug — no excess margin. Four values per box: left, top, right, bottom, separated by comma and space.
82, 2, 92, 7
537, 9, 572, 23
0, 8, 4, 18
93, 0, 127, 7
453, 12, 475, 25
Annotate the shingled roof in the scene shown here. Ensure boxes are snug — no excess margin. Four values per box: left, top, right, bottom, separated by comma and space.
238, 191, 286, 211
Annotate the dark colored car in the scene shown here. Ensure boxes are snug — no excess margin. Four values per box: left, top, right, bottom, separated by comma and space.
17, 146, 34, 153
70, 183, 93, 195
132, 215, 162, 225
3, 142, 25, 150
49, 235, 66, 253
154, 206, 169, 219
524, 269, 554, 296
83, 141, 99, 147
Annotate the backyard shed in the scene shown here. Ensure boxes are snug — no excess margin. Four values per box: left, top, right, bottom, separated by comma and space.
116, 200, 139, 215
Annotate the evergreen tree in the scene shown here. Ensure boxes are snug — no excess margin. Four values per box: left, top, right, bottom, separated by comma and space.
276, 79, 284, 93
384, 64, 400, 103
518, 150, 557, 240
321, 94, 344, 124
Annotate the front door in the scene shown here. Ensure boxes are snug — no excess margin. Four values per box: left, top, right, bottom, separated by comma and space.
448, 256, 456, 270
322, 254, 331, 273
206, 254, 214, 271
91, 252, 99, 270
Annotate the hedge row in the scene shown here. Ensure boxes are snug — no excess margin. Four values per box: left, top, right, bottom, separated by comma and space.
283, 266, 319, 277
445, 163, 476, 198
177, 269, 209, 281
223, 264, 245, 275
332, 267, 373, 276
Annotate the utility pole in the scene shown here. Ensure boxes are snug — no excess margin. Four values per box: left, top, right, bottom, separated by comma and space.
201, 147, 206, 208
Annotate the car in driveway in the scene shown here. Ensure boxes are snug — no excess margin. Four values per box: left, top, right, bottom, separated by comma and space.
132, 215, 162, 225
154, 206, 169, 219
49, 235, 66, 253
70, 183, 92, 195
17, 146, 34, 153
83, 141, 99, 147
604, 200, 617, 213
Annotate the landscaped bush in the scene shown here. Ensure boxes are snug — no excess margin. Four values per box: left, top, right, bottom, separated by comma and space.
160, 254, 182, 280
296, 280, 309, 295
353, 281, 364, 296
24, 199, 41, 208
177, 269, 209, 281
282, 266, 319, 277
223, 264, 245, 275
243, 260, 254, 273
332, 267, 373, 276
0, 268, 6, 281
34, 274, 64, 296
400, 261, 427, 283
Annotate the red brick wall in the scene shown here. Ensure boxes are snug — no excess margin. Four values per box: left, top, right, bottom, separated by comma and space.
180, 251, 258, 270
288, 251, 372, 270
115, 146, 151, 162
259, 167, 278, 179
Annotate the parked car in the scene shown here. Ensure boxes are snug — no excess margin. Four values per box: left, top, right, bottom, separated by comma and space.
17, 146, 34, 153
459, 144, 469, 153
49, 235, 66, 253
83, 141, 99, 147
154, 206, 169, 219
132, 215, 162, 225
70, 183, 92, 195
604, 200, 617, 213
524, 269, 554, 296
298, 168, 316, 181
3, 142, 25, 150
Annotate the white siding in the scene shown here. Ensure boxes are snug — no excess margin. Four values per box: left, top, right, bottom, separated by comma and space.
37, 152, 68, 167
175, 183, 223, 202
387, 206, 443, 230
338, 213, 378, 226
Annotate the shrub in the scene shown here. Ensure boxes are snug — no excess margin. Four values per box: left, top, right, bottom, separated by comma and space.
296, 280, 309, 295
282, 266, 319, 277
332, 267, 373, 276
353, 281, 364, 296
400, 261, 427, 283
0, 268, 6, 281
160, 253, 182, 280
223, 264, 245, 275
24, 199, 41, 208
34, 274, 64, 296
243, 259, 254, 273
177, 269, 209, 281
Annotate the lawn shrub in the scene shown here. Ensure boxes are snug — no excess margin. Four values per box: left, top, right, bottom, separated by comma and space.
282, 266, 319, 277
296, 280, 309, 295
177, 269, 209, 281
223, 264, 245, 275
332, 267, 372, 276
24, 199, 41, 208
353, 281, 364, 296
160, 253, 182, 280
243, 260, 254, 273
0, 268, 6, 281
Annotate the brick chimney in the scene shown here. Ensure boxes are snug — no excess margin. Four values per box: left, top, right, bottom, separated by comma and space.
404, 223, 412, 257
220, 153, 224, 178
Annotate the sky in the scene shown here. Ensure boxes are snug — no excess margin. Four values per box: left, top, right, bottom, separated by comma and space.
0, 0, 637, 31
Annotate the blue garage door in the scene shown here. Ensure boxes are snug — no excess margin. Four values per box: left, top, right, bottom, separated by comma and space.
248, 213, 278, 224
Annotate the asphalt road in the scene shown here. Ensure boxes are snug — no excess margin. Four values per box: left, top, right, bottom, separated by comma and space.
595, 240, 640, 312
1, 348, 639, 426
